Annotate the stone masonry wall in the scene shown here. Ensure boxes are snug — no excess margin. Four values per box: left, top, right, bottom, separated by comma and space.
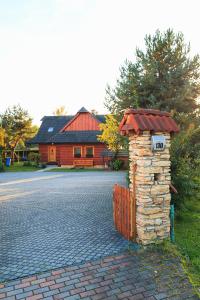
129, 131, 171, 245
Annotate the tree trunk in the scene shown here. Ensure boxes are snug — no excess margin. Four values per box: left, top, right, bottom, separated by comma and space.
10, 148, 15, 165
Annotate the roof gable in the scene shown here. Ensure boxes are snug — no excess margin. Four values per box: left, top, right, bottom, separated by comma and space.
27, 108, 106, 144
61, 111, 100, 132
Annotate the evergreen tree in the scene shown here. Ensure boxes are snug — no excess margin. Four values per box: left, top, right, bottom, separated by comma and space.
105, 29, 200, 118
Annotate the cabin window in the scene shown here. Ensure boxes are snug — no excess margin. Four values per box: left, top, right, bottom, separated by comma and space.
74, 147, 82, 158
48, 127, 54, 132
86, 147, 94, 158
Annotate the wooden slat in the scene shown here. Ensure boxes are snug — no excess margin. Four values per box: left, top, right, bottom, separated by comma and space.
113, 184, 136, 241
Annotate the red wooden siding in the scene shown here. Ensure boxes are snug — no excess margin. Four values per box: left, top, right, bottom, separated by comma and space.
39, 144, 49, 162
57, 144, 107, 165
62, 113, 100, 131
39, 144, 108, 166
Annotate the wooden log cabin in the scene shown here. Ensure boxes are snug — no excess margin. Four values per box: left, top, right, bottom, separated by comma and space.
28, 107, 128, 168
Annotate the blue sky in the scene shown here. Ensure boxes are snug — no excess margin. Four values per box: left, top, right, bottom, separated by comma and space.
0, 0, 199, 124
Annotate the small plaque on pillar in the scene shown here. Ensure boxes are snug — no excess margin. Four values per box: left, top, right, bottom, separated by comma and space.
151, 135, 166, 151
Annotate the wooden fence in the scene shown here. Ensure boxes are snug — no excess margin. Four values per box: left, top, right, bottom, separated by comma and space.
113, 184, 136, 241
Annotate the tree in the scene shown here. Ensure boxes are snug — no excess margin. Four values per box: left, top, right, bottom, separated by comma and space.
0, 128, 5, 148
104, 29, 200, 209
91, 109, 98, 115
98, 115, 126, 153
0, 127, 5, 171
105, 29, 200, 118
170, 125, 200, 209
53, 106, 67, 116
1, 105, 35, 162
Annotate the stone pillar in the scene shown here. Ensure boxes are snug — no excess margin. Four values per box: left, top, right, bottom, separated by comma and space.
129, 131, 171, 245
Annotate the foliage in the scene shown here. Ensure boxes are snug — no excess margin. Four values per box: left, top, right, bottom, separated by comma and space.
104, 28, 200, 211
98, 114, 127, 153
105, 29, 200, 118
110, 159, 123, 171
39, 163, 47, 169
53, 106, 67, 116
91, 109, 98, 115
1, 105, 35, 152
23, 161, 33, 167
0, 164, 4, 172
0, 148, 4, 172
175, 196, 200, 291
0, 127, 5, 147
170, 125, 200, 209
28, 152, 40, 165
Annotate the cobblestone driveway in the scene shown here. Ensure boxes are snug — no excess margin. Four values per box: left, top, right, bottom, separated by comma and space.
0, 171, 129, 282
0, 251, 198, 300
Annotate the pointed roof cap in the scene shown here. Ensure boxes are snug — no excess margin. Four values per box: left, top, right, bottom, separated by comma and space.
78, 107, 89, 113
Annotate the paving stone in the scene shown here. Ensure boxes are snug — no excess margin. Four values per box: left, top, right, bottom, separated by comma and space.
0, 172, 128, 282
16, 291, 33, 299
0, 173, 198, 300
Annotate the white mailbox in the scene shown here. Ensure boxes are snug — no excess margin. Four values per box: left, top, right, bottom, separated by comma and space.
151, 135, 166, 151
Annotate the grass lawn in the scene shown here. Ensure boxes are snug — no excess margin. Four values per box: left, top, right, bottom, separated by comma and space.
4, 162, 41, 172
175, 198, 200, 290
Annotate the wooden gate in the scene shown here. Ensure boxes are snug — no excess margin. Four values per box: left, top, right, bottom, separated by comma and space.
113, 184, 136, 240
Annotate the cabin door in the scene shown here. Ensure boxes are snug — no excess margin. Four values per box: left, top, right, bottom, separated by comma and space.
48, 146, 56, 162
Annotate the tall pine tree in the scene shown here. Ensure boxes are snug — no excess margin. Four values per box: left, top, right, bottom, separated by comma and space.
105, 29, 200, 118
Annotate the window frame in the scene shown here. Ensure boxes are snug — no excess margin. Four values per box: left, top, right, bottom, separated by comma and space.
85, 146, 94, 158
73, 146, 82, 158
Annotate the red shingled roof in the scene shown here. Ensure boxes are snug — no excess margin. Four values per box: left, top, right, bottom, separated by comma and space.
119, 108, 179, 135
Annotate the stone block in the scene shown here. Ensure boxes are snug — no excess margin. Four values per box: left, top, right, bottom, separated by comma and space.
151, 185, 169, 195
137, 206, 162, 215
152, 161, 171, 167
137, 160, 152, 167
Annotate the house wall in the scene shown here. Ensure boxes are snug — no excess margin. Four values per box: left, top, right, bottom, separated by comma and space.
39, 144, 49, 162
58, 144, 107, 166
39, 143, 109, 166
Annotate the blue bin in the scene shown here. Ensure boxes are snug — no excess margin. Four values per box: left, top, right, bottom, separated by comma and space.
5, 157, 11, 167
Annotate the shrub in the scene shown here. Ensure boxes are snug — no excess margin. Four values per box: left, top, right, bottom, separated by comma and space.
0, 163, 4, 172
170, 125, 200, 210
0, 152, 4, 172
111, 159, 123, 171
28, 152, 40, 166
40, 163, 46, 169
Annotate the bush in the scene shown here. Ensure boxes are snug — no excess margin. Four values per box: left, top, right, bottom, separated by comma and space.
0, 163, 4, 172
39, 163, 46, 169
27, 152, 40, 166
111, 159, 123, 171
171, 125, 200, 210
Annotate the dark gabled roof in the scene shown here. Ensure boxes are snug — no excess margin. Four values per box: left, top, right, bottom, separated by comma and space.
49, 130, 102, 144
95, 115, 106, 123
78, 107, 89, 113
27, 113, 106, 144
27, 115, 73, 144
